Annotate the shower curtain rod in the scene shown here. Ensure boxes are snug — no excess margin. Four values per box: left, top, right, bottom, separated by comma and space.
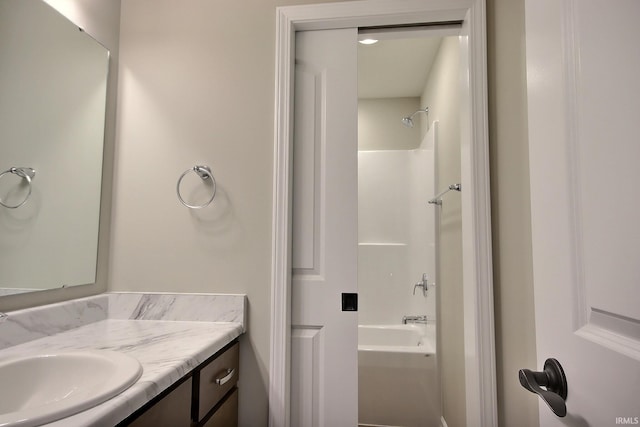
428, 183, 461, 206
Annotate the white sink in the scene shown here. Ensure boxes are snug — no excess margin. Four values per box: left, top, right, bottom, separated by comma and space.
0, 350, 142, 427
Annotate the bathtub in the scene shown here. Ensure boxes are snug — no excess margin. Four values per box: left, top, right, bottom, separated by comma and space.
358, 324, 435, 354
358, 324, 440, 427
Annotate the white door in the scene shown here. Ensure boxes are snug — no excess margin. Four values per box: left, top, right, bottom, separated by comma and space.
290, 28, 358, 426
525, 0, 640, 425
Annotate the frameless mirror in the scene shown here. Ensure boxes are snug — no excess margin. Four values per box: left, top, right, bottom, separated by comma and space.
0, 0, 109, 296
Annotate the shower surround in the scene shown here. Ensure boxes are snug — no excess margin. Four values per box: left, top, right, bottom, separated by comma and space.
357, 123, 437, 325
357, 122, 440, 427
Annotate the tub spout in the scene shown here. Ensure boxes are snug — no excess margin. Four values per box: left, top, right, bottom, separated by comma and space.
402, 315, 428, 324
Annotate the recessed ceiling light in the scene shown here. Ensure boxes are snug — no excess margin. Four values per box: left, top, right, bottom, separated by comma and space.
358, 38, 379, 45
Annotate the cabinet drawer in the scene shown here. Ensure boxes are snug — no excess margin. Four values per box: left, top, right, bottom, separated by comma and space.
201, 388, 238, 427
197, 342, 239, 420
128, 378, 192, 427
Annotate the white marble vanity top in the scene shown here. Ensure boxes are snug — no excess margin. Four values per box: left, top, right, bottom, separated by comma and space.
0, 292, 246, 426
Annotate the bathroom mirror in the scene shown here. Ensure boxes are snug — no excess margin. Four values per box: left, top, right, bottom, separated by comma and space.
0, 0, 109, 296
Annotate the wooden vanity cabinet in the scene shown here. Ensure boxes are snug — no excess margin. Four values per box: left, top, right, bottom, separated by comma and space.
194, 341, 240, 425
201, 388, 238, 427
122, 340, 239, 427
127, 378, 192, 427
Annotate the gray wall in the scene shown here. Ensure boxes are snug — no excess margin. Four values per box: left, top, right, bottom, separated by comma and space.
0, 0, 540, 426
110, 1, 343, 426
420, 37, 466, 427
487, 0, 539, 425
358, 97, 421, 150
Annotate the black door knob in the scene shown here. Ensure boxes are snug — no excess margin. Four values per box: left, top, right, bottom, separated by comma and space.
519, 358, 568, 417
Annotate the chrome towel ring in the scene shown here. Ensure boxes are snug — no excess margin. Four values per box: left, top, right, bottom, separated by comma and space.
0, 167, 36, 209
176, 165, 216, 209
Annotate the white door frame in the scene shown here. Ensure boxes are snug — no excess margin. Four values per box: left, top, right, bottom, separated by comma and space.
269, 1, 496, 426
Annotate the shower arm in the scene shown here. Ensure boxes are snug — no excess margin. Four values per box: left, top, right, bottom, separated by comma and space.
428, 183, 461, 205
409, 108, 428, 120
401, 107, 430, 129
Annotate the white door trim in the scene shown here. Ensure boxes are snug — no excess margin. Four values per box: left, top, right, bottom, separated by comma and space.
269, 1, 496, 426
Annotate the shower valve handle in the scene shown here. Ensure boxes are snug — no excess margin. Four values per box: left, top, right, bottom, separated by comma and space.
412, 273, 436, 296
413, 273, 430, 296
421, 273, 436, 289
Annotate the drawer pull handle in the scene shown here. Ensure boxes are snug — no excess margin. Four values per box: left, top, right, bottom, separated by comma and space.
215, 368, 235, 386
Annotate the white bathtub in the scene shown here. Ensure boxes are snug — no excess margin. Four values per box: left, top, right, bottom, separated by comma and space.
358, 324, 435, 354
358, 324, 440, 427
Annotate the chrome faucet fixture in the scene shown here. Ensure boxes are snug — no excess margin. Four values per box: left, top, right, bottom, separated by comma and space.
413, 273, 434, 296
0, 312, 7, 323
402, 315, 429, 324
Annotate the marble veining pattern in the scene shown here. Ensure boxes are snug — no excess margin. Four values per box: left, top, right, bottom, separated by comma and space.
0, 294, 108, 350
107, 292, 246, 326
0, 292, 246, 349
0, 292, 246, 426
0, 319, 243, 426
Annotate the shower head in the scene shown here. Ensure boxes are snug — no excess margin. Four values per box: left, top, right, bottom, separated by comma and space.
401, 107, 429, 128
401, 116, 415, 128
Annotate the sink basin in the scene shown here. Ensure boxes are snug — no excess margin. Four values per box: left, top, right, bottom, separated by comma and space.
0, 350, 142, 427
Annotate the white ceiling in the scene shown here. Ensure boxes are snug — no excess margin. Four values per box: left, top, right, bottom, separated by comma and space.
358, 37, 443, 99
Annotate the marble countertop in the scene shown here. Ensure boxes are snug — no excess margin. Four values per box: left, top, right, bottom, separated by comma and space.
0, 292, 246, 426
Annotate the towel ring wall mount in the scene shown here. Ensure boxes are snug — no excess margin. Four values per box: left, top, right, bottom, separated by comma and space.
0, 167, 36, 209
176, 165, 216, 209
